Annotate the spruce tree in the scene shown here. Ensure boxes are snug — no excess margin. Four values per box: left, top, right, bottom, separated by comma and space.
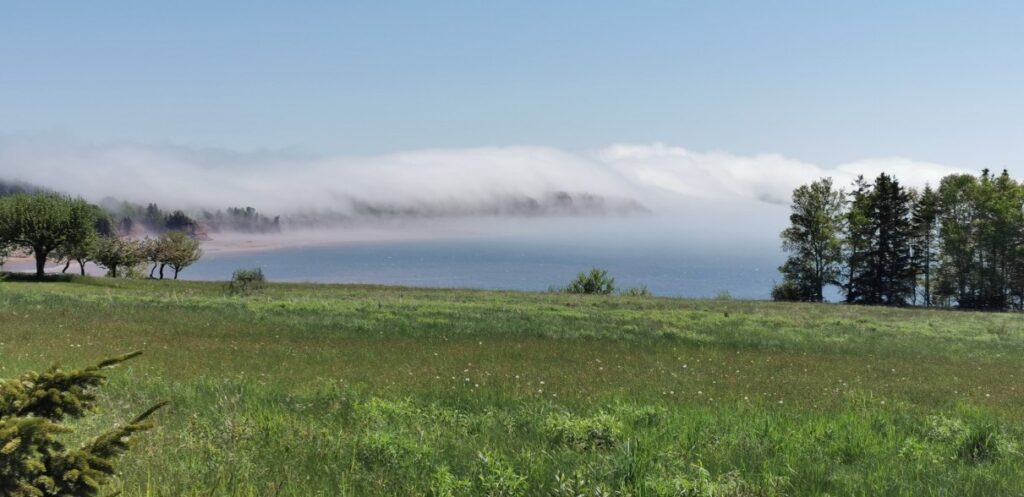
911, 185, 940, 306
845, 174, 915, 306
0, 352, 165, 497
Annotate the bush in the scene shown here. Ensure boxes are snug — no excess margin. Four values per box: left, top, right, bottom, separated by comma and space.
565, 268, 615, 295
619, 285, 652, 297
0, 352, 165, 497
770, 280, 805, 302
714, 290, 734, 301
227, 267, 266, 295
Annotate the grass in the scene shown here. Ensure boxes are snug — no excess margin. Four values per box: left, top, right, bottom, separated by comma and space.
1, 276, 1023, 496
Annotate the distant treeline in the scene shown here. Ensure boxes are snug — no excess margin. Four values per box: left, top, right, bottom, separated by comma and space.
100, 200, 280, 236
777, 169, 1024, 311
0, 180, 281, 236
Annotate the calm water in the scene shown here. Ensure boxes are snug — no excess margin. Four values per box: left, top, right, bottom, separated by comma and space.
184, 236, 785, 299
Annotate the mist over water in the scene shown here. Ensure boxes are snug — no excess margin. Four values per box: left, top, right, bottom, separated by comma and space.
0, 135, 972, 298
183, 217, 786, 298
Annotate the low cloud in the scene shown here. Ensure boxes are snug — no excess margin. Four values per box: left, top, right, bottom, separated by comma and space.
0, 135, 969, 220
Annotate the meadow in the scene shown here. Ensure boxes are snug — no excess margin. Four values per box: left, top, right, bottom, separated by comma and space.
1, 276, 1023, 496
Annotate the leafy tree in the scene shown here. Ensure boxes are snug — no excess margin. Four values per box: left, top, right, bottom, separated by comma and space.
156, 231, 203, 279
778, 178, 845, 302
93, 236, 144, 278
0, 193, 97, 277
0, 352, 165, 497
933, 174, 977, 306
141, 237, 163, 279
843, 176, 874, 303
565, 268, 615, 295
50, 230, 101, 276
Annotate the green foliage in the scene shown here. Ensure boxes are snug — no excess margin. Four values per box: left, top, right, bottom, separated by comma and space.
93, 237, 145, 278
544, 412, 623, 450
619, 285, 652, 297
565, 268, 615, 295
156, 231, 203, 279
770, 280, 804, 301
0, 352, 164, 497
431, 466, 472, 497
227, 267, 266, 295
779, 177, 845, 302
474, 450, 526, 497
845, 173, 916, 306
0, 192, 98, 277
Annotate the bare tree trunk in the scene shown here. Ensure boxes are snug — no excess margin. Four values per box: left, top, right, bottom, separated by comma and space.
173, 267, 179, 280
150, 262, 157, 279
159, 263, 165, 280
61, 260, 71, 273
78, 260, 86, 276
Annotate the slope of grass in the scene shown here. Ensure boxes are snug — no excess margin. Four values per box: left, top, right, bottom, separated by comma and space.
1, 276, 1022, 496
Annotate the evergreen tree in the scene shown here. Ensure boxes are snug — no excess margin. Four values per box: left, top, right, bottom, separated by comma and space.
911, 185, 940, 306
845, 174, 915, 305
778, 178, 845, 301
871, 173, 915, 305
0, 352, 165, 497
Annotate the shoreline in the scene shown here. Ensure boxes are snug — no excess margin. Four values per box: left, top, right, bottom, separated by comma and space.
2, 225, 465, 272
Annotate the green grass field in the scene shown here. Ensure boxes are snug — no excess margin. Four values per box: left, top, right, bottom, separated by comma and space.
2, 276, 1023, 496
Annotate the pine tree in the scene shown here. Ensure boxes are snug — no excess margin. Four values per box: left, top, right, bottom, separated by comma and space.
911, 185, 939, 306
0, 352, 166, 497
845, 174, 915, 306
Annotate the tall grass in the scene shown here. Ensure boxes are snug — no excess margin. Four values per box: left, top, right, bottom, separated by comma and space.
1, 277, 1022, 495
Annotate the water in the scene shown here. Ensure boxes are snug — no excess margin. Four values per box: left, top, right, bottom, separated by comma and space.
184, 236, 785, 299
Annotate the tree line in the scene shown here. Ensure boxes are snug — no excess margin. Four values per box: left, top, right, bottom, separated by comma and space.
0, 192, 202, 279
777, 169, 1024, 310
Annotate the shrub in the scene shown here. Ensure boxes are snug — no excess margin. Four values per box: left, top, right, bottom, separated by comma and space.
565, 268, 615, 295
714, 290, 734, 301
227, 267, 266, 295
770, 281, 805, 301
619, 285, 652, 297
544, 412, 623, 450
0, 352, 165, 497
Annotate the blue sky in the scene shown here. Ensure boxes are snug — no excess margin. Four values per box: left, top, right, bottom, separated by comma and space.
2, 1, 1023, 169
